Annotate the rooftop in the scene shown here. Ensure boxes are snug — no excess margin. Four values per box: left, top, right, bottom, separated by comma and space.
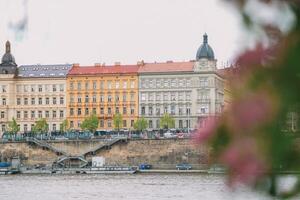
18, 64, 72, 78
138, 61, 194, 73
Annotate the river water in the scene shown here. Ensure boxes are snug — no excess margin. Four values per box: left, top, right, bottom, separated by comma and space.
0, 174, 294, 200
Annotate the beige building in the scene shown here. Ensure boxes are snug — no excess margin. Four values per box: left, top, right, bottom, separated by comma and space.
0, 41, 72, 136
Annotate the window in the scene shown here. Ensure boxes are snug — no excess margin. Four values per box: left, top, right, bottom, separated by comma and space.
123, 81, 127, 89
130, 107, 135, 115
164, 79, 169, 87
141, 107, 145, 115
179, 107, 183, 115
70, 121, 74, 128
130, 93, 135, 101
70, 82, 74, 90
149, 120, 153, 129
107, 81, 112, 89
156, 120, 160, 129
100, 81, 104, 89
179, 120, 183, 128
171, 79, 176, 87
171, 105, 176, 115
116, 107, 119, 114
17, 98, 21, 105
53, 124, 57, 131
53, 97, 57, 105
130, 80, 135, 88
115, 81, 120, 89
164, 106, 168, 114
2, 98, 6, 106
85, 108, 89, 115
60, 110, 64, 118
186, 107, 191, 115
0, 111, 5, 119
77, 108, 81, 115
123, 93, 127, 102
77, 95, 82, 103
92, 95, 97, 103
123, 120, 127, 127
38, 111, 42, 118
85, 81, 89, 90
24, 124, 28, 132
187, 79, 191, 87
60, 97, 64, 105
123, 107, 127, 115
92, 108, 96, 114
100, 94, 104, 102
77, 82, 81, 90
186, 93, 191, 101
115, 94, 119, 102
141, 93, 146, 101
85, 95, 89, 103
131, 120, 134, 127
171, 93, 176, 101
38, 98, 42, 105
46, 97, 50, 105
93, 81, 97, 90
24, 98, 28, 105
179, 92, 184, 101
149, 93, 154, 101
52, 84, 57, 92
31, 98, 35, 105
38, 85, 43, 92
1, 85, 7, 93
31, 85, 35, 92
100, 120, 104, 128
108, 120, 112, 127
53, 111, 57, 118
156, 79, 161, 88
70, 108, 74, 116
17, 111, 21, 119
108, 94, 112, 102
59, 84, 64, 92
24, 111, 28, 119
149, 107, 153, 116
199, 77, 208, 87
31, 111, 35, 118
156, 107, 161, 115
17, 85, 22, 92
45, 85, 49, 92
149, 79, 154, 88
108, 107, 112, 115
100, 107, 104, 114
45, 111, 49, 118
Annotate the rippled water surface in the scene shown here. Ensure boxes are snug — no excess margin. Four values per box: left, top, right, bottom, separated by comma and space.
0, 174, 283, 200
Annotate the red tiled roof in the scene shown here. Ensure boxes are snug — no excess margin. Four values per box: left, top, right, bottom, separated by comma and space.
68, 65, 139, 76
138, 62, 194, 73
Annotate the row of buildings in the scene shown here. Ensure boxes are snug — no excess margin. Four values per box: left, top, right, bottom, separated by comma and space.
0, 34, 224, 135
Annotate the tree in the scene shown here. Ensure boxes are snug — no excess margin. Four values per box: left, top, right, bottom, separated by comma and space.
113, 113, 123, 132
133, 117, 148, 132
160, 113, 175, 129
60, 119, 69, 132
32, 118, 49, 134
7, 117, 19, 138
80, 114, 99, 133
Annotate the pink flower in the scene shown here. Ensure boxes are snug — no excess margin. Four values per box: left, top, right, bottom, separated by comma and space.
230, 92, 276, 132
193, 117, 219, 144
221, 139, 267, 185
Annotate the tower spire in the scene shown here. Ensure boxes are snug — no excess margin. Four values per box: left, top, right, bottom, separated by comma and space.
5, 41, 11, 53
203, 33, 208, 44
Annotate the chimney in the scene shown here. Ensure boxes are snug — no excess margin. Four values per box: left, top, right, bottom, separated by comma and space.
95, 63, 101, 67
114, 62, 121, 66
137, 60, 145, 66
73, 63, 80, 68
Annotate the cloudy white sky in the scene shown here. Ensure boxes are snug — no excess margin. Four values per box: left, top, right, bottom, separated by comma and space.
0, 0, 288, 67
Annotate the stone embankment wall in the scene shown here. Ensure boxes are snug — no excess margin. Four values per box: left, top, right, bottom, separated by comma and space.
0, 139, 209, 169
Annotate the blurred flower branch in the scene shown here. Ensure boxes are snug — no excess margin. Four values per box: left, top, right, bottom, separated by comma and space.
195, 0, 300, 198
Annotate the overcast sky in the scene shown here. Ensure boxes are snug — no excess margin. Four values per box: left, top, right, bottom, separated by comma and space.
0, 0, 286, 67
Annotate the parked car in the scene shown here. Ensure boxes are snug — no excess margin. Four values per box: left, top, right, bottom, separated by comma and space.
164, 132, 177, 139
176, 163, 192, 170
139, 163, 152, 170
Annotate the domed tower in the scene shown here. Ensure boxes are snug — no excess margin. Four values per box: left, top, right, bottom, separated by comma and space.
0, 41, 18, 75
194, 33, 217, 71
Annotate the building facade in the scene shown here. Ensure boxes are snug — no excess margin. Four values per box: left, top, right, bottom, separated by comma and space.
66, 64, 139, 130
0, 41, 72, 136
138, 34, 224, 130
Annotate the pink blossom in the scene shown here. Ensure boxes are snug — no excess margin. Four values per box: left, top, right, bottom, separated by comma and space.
193, 117, 219, 144
230, 93, 275, 132
221, 139, 267, 185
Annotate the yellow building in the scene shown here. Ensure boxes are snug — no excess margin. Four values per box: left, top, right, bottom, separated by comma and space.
66, 64, 139, 131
